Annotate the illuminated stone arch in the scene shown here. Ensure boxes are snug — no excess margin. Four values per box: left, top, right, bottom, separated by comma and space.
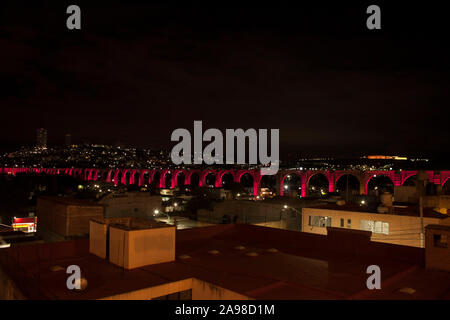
201, 169, 217, 187
280, 171, 304, 197
160, 169, 171, 188
364, 171, 395, 194
140, 169, 152, 186
306, 171, 332, 196
216, 169, 237, 188
130, 169, 142, 185
236, 169, 260, 196
334, 172, 362, 195
401, 171, 419, 186
113, 169, 124, 186
442, 176, 450, 195
172, 169, 187, 188
185, 170, 202, 187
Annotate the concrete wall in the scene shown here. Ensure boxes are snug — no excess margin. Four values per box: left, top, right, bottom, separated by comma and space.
100, 278, 193, 300
37, 197, 103, 237
394, 186, 418, 203
425, 225, 450, 272
66, 205, 104, 236
109, 225, 175, 269
89, 220, 108, 259
422, 195, 450, 209
36, 197, 69, 236
100, 193, 162, 219
302, 207, 442, 247
100, 277, 250, 300
89, 217, 134, 259
198, 200, 285, 224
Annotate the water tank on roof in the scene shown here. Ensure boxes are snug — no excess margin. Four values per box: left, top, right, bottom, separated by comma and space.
380, 192, 393, 207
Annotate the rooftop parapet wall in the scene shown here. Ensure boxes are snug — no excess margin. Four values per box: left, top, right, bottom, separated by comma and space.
425, 224, 450, 272
90, 217, 173, 263
109, 223, 175, 269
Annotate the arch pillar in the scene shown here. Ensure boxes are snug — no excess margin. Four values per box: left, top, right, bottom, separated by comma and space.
113, 169, 120, 186
327, 172, 335, 193
171, 170, 185, 189
171, 174, 177, 189
275, 172, 282, 196
300, 174, 307, 197
200, 170, 216, 187
160, 170, 168, 188
393, 172, 402, 187
253, 171, 261, 196
359, 181, 365, 195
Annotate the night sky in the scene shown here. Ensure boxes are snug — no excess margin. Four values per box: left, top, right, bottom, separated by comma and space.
1, 1, 449, 159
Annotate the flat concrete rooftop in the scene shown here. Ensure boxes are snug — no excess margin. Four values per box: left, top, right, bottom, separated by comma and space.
312, 203, 449, 219
1, 224, 449, 300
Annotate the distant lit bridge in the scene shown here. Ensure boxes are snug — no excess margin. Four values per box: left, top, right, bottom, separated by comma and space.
1, 167, 450, 197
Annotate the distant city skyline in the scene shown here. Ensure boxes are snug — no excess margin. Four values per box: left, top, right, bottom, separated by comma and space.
1, 3, 449, 159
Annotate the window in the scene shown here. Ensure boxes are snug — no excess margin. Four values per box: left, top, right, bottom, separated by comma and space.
382, 222, 389, 235
360, 220, 389, 235
309, 215, 331, 227
340, 218, 344, 227
360, 220, 374, 232
347, 219, 351, 228
433, 234, 448, 248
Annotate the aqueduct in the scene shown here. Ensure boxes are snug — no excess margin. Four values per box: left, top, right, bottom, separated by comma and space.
1, 167, 450, 197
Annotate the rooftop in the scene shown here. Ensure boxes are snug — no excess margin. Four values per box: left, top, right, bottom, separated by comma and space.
425, 224, 450, 231
38, 196, 104, 207
311, 203, 449, 219
1, 224, 449, 300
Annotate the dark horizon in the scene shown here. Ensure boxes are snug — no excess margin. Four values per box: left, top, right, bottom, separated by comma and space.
1, 1, 449, 160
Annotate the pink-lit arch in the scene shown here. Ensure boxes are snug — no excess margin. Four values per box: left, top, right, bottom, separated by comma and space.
364, 172, 395, 194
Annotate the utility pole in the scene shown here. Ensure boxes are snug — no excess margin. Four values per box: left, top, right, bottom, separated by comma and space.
346, 174, 349, 203
419, 196, 424, 248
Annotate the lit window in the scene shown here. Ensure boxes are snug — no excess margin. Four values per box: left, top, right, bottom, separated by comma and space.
309, 215, 331, 227
360, 220, 389, 235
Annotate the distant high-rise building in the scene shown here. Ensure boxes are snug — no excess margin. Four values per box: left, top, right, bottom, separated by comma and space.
65, 133, 72, 146
36, 128, 47, 148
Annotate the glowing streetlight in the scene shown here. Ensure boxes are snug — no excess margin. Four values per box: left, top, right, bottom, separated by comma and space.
154, 209, 159, 215
283, 205, 288, 209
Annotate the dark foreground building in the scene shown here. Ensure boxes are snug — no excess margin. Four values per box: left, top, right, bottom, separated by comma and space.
0, 223, 449, 300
